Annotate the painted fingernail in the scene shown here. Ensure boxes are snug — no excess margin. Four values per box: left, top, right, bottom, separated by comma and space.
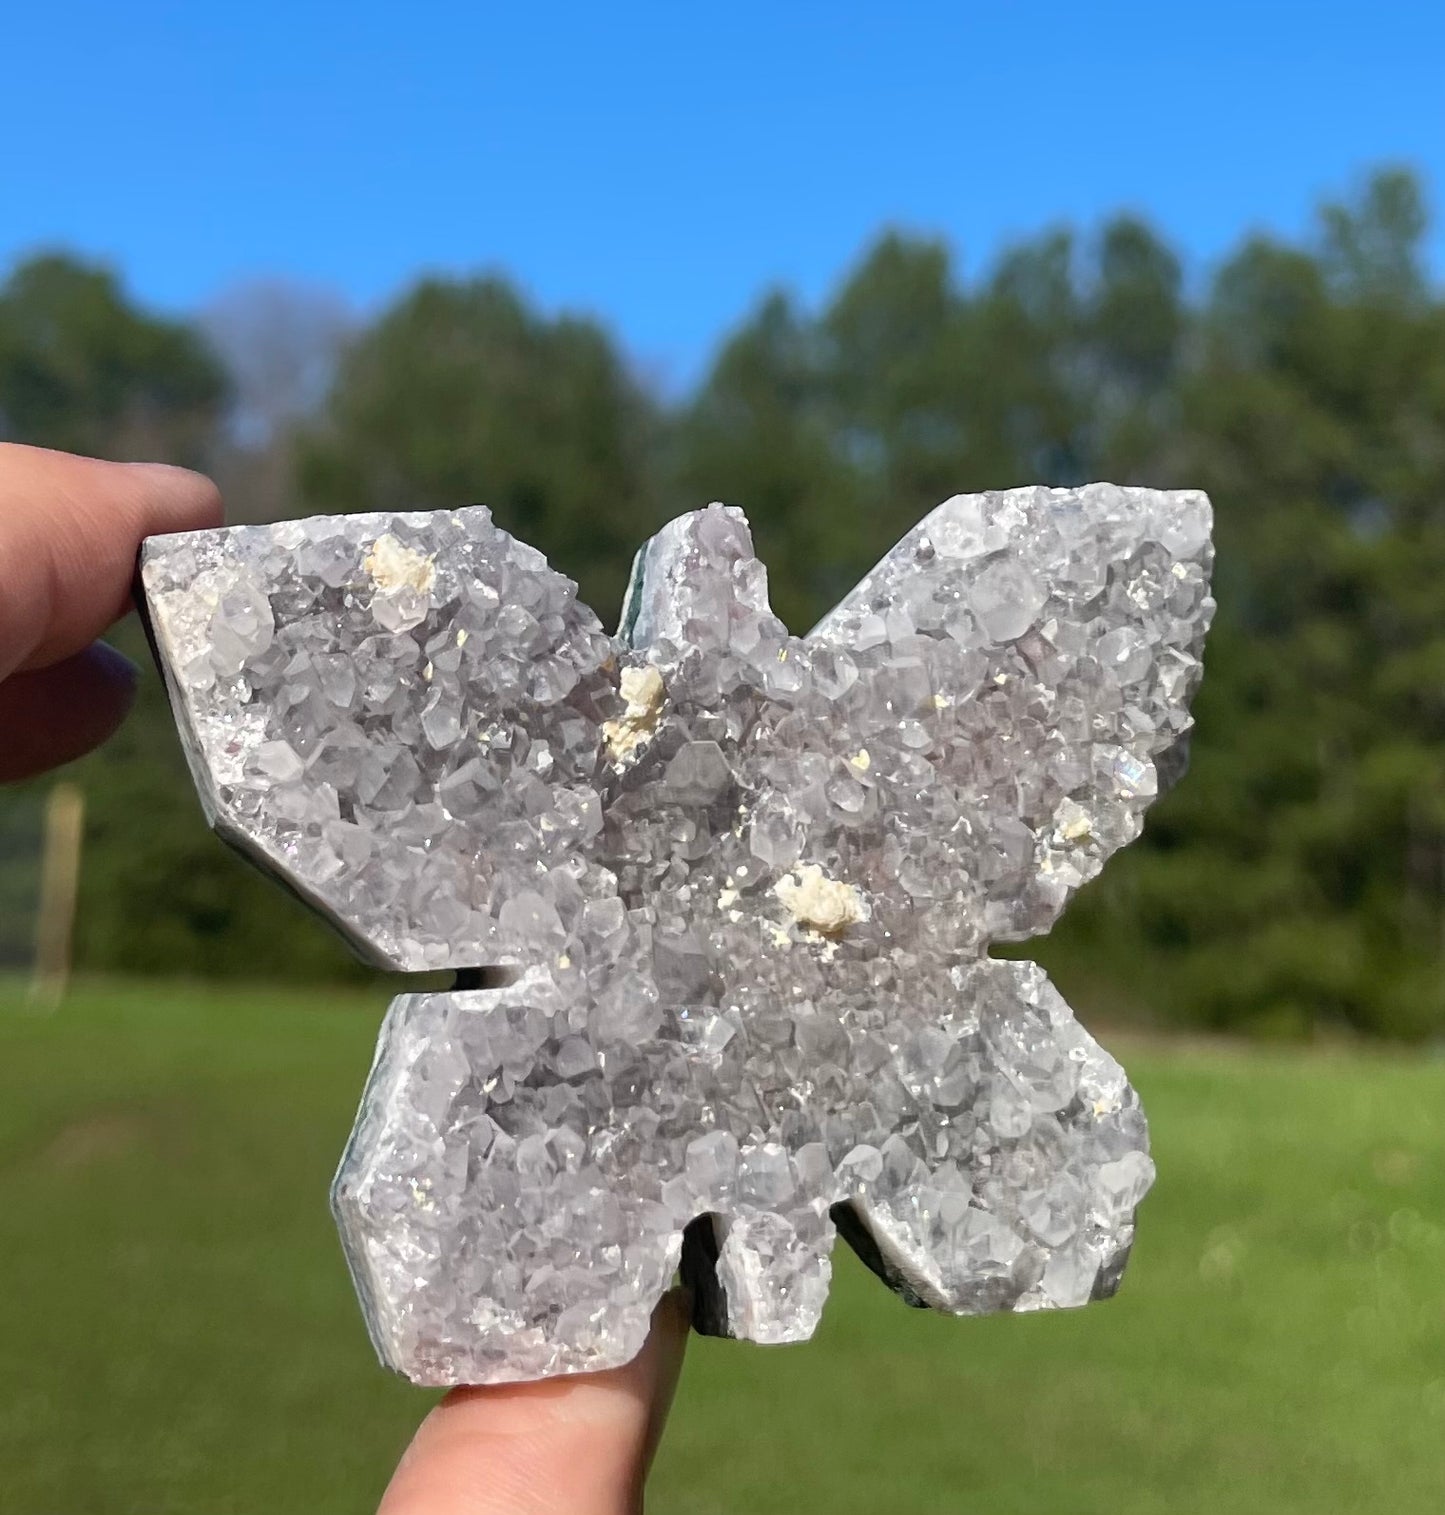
86, 639, 140, 690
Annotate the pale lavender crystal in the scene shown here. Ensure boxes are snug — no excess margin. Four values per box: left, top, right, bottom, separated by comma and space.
139, 485, 1214, 1385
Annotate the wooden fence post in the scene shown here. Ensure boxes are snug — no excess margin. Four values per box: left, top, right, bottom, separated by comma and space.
29, 783, 85, 1009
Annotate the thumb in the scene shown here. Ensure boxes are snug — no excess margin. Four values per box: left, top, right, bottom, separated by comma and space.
377, 1290, 691, 1515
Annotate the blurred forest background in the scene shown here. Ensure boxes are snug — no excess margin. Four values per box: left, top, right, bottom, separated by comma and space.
3, 165, 1444, 1041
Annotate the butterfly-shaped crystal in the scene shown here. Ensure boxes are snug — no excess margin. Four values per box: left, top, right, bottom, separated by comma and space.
140, 485, 1213, 1385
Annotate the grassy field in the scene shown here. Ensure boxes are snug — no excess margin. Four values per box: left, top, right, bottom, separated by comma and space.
1, 980, 1442, 1514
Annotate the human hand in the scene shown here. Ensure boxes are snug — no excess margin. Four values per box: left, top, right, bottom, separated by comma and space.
0, 442, 691, 1511
0, 442, 222, 781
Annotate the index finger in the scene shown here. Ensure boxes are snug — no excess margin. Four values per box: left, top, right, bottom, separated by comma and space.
0, 442, 223, 678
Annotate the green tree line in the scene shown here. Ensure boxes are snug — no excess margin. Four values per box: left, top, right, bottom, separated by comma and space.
3, 168, 1442, 1039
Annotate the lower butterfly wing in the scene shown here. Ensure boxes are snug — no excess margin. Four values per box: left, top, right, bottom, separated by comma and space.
837, 958, 1153, 1315
332, 973, 689, 1385
139, 508, 623, 973
807, 485, 1214, 945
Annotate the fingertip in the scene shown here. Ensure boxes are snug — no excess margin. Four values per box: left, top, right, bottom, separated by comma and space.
640, 1288, 691, 1473
644, 1287, 691, 1392
0, 445, 225, 673
123, 461, 225, 533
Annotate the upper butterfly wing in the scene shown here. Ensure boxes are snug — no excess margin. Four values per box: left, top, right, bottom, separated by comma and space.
140, 508, 623, 972
807, 484, 1214, 946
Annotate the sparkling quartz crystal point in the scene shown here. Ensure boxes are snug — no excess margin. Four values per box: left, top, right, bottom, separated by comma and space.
139, 485, 1214, 1386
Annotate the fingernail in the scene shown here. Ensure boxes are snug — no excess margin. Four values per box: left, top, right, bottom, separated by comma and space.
86, 639, 140, 691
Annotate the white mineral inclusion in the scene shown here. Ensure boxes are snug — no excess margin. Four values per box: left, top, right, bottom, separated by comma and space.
364, 532, 437, 595
364, 532, 437, 634
774, 864, 867, 938
602, 663, 666, 765
139, 485, 1214, 1387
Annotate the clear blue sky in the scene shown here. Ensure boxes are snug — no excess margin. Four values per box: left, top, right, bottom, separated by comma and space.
2, 1, 1441, 390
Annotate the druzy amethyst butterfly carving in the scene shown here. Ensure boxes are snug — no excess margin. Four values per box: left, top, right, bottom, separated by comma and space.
140, 484, 1213, 1384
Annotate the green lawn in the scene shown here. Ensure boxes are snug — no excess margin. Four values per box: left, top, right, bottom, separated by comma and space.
1, 981, 1442, 1514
